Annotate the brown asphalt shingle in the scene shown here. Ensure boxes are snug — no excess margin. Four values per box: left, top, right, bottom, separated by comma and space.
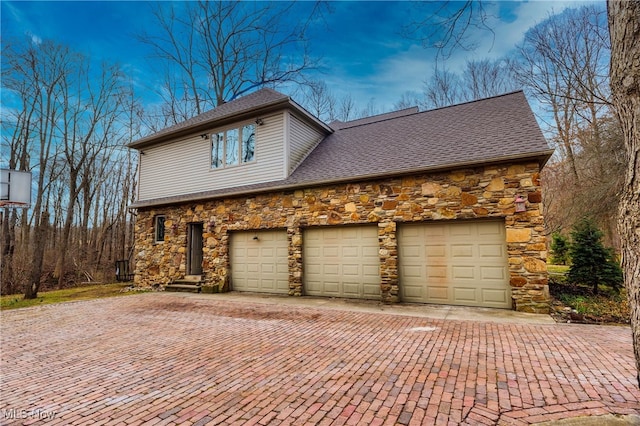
288, 91, 551, 184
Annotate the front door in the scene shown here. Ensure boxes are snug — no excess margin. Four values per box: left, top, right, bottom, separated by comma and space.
187, 223, 203, 275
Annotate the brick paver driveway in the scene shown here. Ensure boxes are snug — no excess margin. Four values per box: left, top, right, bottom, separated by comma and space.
1, 293, 639, 425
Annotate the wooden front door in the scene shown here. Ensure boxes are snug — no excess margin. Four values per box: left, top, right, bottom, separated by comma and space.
187, 223, 203, 275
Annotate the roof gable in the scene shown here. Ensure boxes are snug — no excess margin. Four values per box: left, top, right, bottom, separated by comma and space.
129, 88, 330, 149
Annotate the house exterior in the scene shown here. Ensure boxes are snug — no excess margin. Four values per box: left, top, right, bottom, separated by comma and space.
129, 88, 554, 313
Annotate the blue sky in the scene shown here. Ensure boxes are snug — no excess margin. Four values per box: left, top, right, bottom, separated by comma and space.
2, 0, 598, 114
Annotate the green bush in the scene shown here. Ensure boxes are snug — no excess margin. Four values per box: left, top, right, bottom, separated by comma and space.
550, 232, 570, 265
567, 218, 623, 294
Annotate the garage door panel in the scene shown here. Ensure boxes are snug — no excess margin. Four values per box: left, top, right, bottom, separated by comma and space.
403, 265, 422, 278
362, 246, 380, 257
451, 244, 474, 258
426, 245, 446, 257
479, 244, 504, 258
342, 264, 359, 276
483, 289, 509, 304
402, 244, 421, 258
454, 287, 478, 302
452, 266, 475, 279
322, 246, 339, 257
304, 226, 380, 299
450, 223, 474, 237
425, 225, 446, 238
342, 246, 359, 257
478, 223, 504, 236
399, 220, 510, 308
343, 283, 360, 296
322, 281, 340, 295
363, 264, 380, 277
231, 230, 289, 294
428, 286, 449, 301
403, 286, 423, 299
323, 264, 340, 276
428, 266, 447, 279
481, 266, 506, 280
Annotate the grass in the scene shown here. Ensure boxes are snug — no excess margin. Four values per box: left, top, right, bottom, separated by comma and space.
1, 283, 136, 310
547, 264, 570, 274
548, 263, 629, 324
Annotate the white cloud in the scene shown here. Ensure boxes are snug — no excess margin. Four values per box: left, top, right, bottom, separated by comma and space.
29, 32, 42, 45
348, 0, 603, 111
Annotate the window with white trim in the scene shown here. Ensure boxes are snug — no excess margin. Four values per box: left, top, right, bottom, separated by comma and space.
211, 123, 255, 169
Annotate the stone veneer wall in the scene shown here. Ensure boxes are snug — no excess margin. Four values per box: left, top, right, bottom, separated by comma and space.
133, 161, 549, 313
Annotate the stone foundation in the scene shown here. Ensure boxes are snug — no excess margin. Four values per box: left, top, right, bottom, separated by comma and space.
133, 161, 549, 313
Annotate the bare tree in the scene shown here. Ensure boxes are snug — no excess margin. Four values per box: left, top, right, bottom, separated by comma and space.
2, 37, 140, 297
423, 67, 463, 109
301, 80, 336, 122
462, 58, 519, 100
336, 94, 357, 122
420, 58, 518, 110
139, 1, 323, 123
402, 1, 494, 59
513, 5, 624, 246
608, 0, 640, 386
394, 91, 422, 111
2, 39, 72, 298
53, 60, 129, 288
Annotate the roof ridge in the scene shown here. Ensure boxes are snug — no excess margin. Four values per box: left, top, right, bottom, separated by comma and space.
334, 106, 421, 130
423, 90, 525, 113
335, 90, 526, 132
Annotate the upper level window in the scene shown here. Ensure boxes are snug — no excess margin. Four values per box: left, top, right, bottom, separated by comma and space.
154, 215, 166, 243
211, 123, 255, 169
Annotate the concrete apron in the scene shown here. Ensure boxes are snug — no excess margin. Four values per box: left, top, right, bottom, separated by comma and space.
168, 291, 557, 325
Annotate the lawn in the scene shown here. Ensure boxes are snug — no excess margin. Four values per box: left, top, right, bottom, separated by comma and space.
1, 283, 136, 310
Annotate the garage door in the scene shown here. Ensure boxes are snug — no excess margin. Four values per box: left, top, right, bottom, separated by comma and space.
399, 220, 511, 308
230, 230, 289, 294
304, 226, 380, 299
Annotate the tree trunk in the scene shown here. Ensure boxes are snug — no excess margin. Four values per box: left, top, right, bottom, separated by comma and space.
608, 0, 640, 386
24, 211, 49, 299
0, 209, 16, 294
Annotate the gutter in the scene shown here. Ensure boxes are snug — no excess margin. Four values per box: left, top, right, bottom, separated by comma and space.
128, 149, 555, 209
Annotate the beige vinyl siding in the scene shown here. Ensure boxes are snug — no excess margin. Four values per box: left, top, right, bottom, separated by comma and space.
288, 112, 324, 174
138, 113, 286, 201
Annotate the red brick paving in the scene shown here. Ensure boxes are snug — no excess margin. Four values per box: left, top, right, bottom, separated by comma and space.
1, 293, 639, 425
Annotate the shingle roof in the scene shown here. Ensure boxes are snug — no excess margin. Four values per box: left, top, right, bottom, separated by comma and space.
289, 91, 551, 184
129, 88, 291, 148
130, 90, 553, 208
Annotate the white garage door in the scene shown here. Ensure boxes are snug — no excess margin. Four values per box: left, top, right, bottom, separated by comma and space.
230, 230, 289, 294
399, 220, 511, 309
304, 226, 380, 299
